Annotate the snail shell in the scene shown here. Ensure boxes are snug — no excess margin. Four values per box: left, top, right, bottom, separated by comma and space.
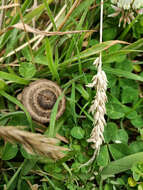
21, 79, 66, 123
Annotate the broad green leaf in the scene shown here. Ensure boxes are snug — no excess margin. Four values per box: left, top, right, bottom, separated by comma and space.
119, 78, 138, 89
97, 145, 109, 167
109, 144, 130, 160
115, 60, 133, 71
129, 141, 143, 154
126, 110, 138, 119
19, 62, 36, 79
121, 87, 138, 104
77, 152, 88, 164
71, 127, 85, 139
106, 74, 117, 88
115, 129, 128, 144
20, 146, 35, 159
0, 71, 28, 84
103, 27, 117, 41
131, 116, 143, 128
110, 86, 120, 99
2, 142, 18, 160
122, 106, 138, 119
106, 103, 125, 119
104, 122, 118, 143
20, 159, 37, 176
101, 152, 143, 179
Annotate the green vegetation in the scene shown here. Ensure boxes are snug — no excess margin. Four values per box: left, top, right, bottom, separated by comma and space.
0, 0, 143, 189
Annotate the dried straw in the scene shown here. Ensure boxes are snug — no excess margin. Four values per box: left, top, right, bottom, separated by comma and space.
0, 126, 69, 160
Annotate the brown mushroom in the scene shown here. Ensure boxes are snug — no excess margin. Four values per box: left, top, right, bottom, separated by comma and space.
20, 79, 66, 123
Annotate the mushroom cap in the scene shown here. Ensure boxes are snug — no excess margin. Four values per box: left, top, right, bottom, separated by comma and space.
21, 79, 66, 123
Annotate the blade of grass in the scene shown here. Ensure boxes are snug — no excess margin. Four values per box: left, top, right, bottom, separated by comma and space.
45, 94, 63, 137
123, 37, 143, 50
102, 49, 143, 63
101, 152, 143, 179
61, 40, 129, 67
70, 82, 77, 124
75, 84, 89, 101
0, 111, 24, 121
45, 38, 60, 83
103, 66, 143, 82
0, 90, 33, 132
0, 0, 32, 51
24, 0, 53, 23
44, 0, 57, 31
64, 7, 89, 61
119, 14, 140, 40
43, 175, 60, 189
6, 161, 24, 190
0, 71, 28, 84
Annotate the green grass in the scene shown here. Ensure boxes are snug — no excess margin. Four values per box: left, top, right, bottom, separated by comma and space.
0, 0, 143, 189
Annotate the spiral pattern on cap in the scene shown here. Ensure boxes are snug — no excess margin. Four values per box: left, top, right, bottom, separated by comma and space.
21, 79, 65, 123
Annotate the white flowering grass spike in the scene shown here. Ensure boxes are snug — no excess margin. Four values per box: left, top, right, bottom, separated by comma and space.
87, 59, 107, 151
79, 0, 107, 168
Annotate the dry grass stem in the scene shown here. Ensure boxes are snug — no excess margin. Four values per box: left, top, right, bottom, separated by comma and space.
58, 0, 82, 31
0, 3, 20, 10
0, 0, 5, 29
0, 4, 67, 62
0, 126, 69, 160
32, 0, 37, 32
12, 23, 96, 36
32, 4, 67, 49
